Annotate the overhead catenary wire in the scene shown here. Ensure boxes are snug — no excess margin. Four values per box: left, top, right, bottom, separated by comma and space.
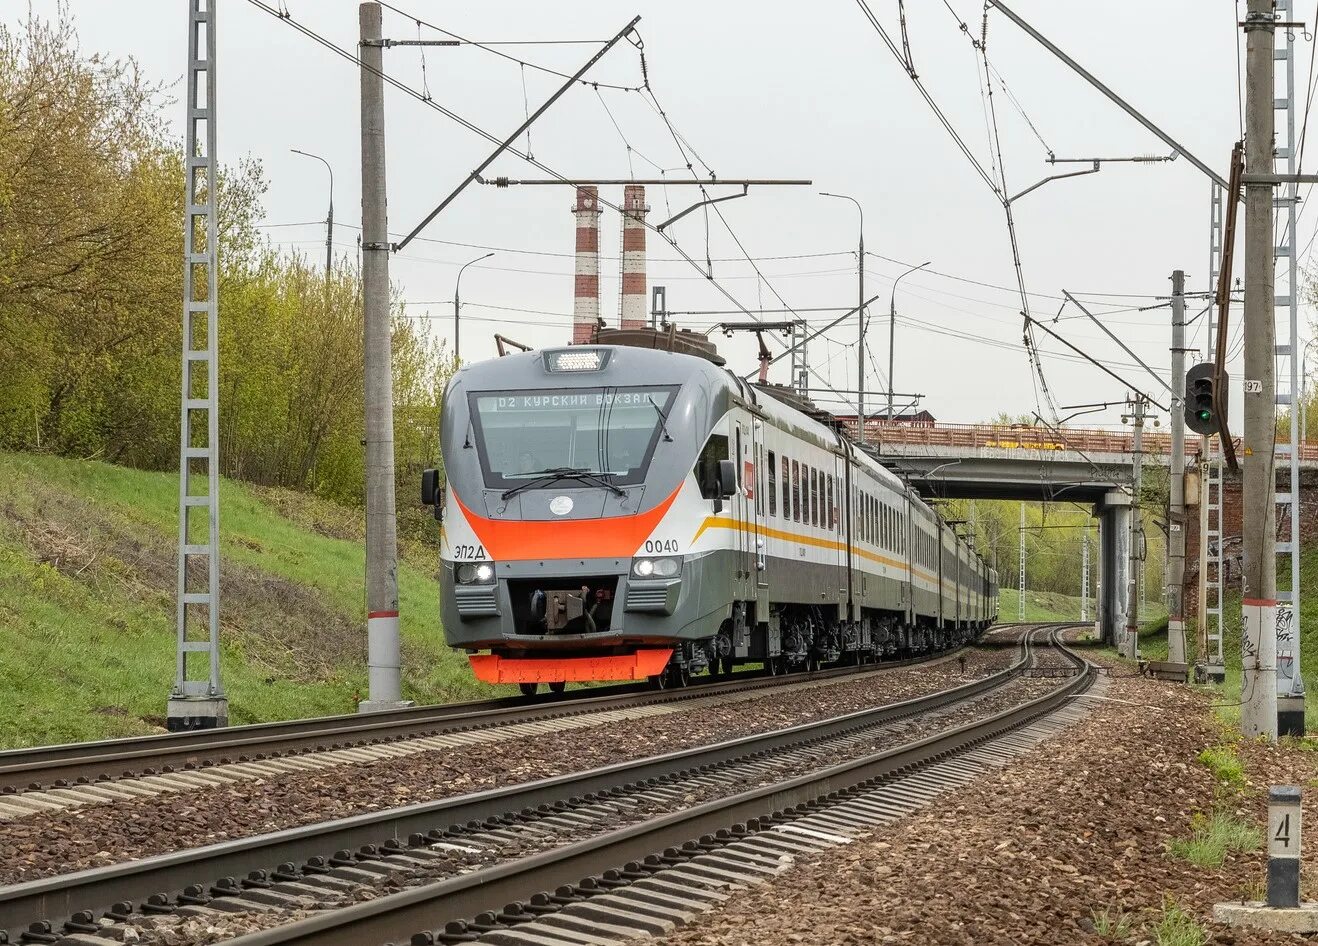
377, 0, 645, 92
853, 0, 1001, 194
243, 0, 864, 407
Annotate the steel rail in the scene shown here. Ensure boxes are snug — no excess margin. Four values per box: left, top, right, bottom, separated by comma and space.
0, 630, 1029, 793
0, 626, 1061, 938
216, 627, 1092, 945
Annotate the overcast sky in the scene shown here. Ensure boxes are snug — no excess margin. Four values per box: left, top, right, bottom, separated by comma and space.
29, 0, 1314, 429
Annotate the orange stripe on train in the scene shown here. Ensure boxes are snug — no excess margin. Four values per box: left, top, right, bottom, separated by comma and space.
452, 486, 681, 561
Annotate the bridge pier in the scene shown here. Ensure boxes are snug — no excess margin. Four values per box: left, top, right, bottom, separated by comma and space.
1095, 491, 1131, 647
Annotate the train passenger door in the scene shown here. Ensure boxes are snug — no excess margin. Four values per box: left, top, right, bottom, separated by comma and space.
842, 452, 856, 621
902, 495, 914, 626
833, 452, 848, 597
751, 419, 768, 595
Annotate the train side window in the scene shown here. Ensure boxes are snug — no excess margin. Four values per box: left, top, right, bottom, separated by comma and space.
827, 475, 835, 530
811, 468, 819, 526
694, 433, 729, 499
734, 428, 743, 490
791, 459, 801, 522
782, 455, 792, 519
768, 452, 777, 517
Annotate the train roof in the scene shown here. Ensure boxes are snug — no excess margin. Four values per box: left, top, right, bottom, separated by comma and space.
453, 343, 986, 564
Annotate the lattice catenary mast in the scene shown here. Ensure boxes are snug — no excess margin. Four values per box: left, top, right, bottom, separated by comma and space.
168, 0, 226, 730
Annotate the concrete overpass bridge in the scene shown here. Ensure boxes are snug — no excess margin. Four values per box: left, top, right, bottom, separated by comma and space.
841, 421, 1318, 643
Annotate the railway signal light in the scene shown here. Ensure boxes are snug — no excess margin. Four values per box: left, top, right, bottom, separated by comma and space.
1185, 362, 1224, 436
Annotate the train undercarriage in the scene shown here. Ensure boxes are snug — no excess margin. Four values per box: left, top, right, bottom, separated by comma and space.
641, 600, 991, 690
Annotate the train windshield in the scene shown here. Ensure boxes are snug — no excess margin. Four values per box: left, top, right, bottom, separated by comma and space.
468, 385, 678, 489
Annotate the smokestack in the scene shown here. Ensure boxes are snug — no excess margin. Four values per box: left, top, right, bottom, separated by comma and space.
620, 184, 648, 330
572, 186, 601, 344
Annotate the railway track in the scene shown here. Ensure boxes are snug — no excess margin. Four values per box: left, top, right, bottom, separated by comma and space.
0, 628, 1033, 806
0, 623, 1084, 946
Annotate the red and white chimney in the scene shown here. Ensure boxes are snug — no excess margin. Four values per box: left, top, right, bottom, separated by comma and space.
620, 184, 648, 330
572, 186, 601, 344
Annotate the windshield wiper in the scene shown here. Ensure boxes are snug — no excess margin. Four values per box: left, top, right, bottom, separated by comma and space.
648, 395, 674, 442
501, 467, 626, 501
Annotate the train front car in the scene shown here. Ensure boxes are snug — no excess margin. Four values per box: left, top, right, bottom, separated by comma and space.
431, 345, 737, 693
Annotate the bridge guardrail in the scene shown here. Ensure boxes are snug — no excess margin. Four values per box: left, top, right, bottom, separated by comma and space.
841, 421, 1318, 462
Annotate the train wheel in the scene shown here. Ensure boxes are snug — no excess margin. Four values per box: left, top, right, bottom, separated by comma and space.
519, 683, 539, 697
720, 656, 735, 676
765, 656, 778, 676
669, 661, 691, 688
548, 682, 566, 694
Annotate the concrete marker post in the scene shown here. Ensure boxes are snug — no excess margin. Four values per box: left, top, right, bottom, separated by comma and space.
1269, 785, 1302, 909
1215, 785, 1318, 931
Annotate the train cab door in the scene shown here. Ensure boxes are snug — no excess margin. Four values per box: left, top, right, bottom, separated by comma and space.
731, 419, 755, 600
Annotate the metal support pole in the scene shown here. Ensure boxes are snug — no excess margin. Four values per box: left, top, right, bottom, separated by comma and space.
1018, 503, 1026, 622
1123, 395, 1146, 660
359, 2, 408, 713
290, 150, 334, 274
1081, 527, 1090, 623
889, 261, 930, 424
1274, 0, 1305, 737
1241, 0, 1278, 741
454, 252, 494, 364
1168, 270, 1188, 667
820, 192, 864, 443
168, 0, 227, 731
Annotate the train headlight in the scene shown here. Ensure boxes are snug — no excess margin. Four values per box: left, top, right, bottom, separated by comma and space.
456, 561, 496, 585
632, 556, 680, 578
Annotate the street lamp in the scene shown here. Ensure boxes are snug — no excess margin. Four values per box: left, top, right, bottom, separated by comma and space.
820, 192, 865, 444
290, 148, 334, 274
888, 260, 931, 423
1302, 337, 1318, 444
454, 252, 495, 362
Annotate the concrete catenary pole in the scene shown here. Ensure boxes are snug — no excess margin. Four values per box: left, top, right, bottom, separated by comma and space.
1242, 0, 1279, 740
359, 2, 406, 712
1168, 270, 1188, 666
620, 184, 648, 330
1123, 395, 1145, 660
573, 186, 601, 343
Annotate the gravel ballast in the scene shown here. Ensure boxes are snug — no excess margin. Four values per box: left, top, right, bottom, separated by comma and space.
0, 644, 1020, 883
659, 654, 1318, 946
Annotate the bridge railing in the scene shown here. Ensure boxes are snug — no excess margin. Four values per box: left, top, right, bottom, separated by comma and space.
843, 420, 1318, 461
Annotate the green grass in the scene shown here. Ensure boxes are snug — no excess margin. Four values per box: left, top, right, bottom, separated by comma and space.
1166, 810, 1262, 868
1197, 746, 1246, 791
0, 451, 492, 748
999, 586, 1168, 627
1091, 907, 1133, 941
1149, 898, 1207, 946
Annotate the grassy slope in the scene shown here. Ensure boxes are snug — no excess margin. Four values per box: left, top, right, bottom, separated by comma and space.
998, 586, 1169, 626
0, 451, 491, 748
